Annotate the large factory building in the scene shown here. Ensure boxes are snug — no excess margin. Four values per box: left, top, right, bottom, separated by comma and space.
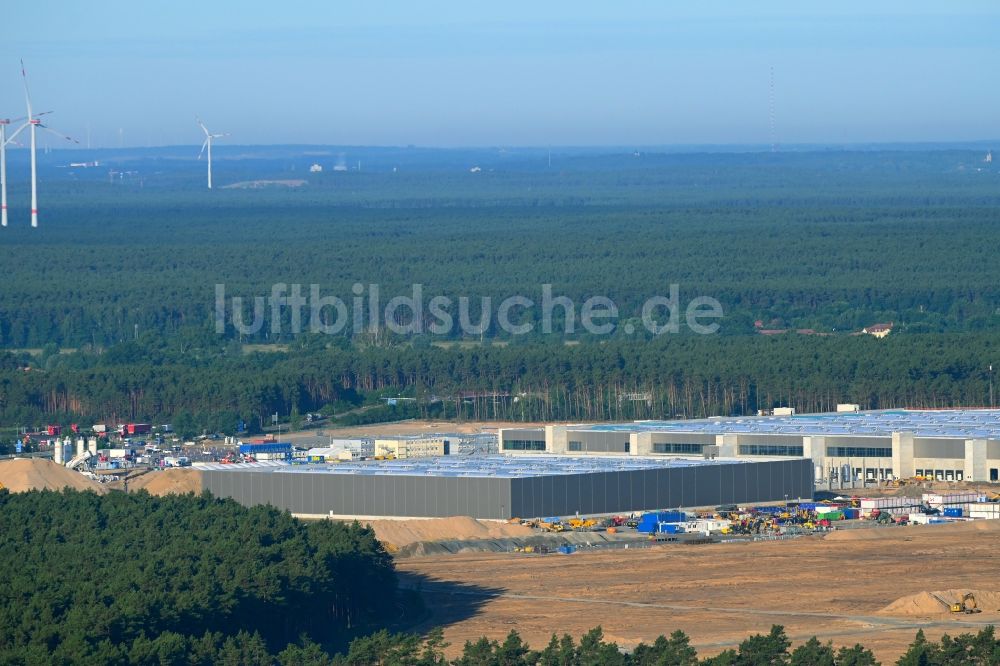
499, 409, 1000, 485
200, 455, 812, 520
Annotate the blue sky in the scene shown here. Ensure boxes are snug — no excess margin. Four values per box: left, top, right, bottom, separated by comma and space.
2, 1, 997, 147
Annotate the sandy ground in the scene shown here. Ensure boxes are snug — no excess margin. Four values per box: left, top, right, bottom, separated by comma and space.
283, 420, 558, 444
123, 468, 204, 495
361, 517, 535, 552
0, 459, 107, 493
397, 520, 1000, 662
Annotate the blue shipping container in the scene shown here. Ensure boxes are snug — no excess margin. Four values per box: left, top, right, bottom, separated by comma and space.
557, 545, 576, 554
638, 511, 686, 532
239, 442, 293, 455
659, 523, 685, 534
943, 508, 962, 517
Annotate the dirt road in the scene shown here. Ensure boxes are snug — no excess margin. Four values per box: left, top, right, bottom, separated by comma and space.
397, 520, 1000, 662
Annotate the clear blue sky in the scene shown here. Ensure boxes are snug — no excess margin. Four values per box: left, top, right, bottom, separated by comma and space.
2, 1, 997, 147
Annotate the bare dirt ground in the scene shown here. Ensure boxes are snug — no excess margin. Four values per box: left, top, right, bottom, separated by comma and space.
397, 520, 1000, 662
120, 468, 204, 495
0, 459, 107, 493
362, 517, 535, 552
283, 419, 559, 443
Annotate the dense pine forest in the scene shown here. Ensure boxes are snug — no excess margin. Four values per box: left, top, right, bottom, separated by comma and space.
1, 330, 999, 436
0, 489, 994, 664
0, 489, 399, 662
1, 147, 999, 431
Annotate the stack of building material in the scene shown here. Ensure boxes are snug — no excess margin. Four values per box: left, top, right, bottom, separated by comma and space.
968, 503, 1000, 520
923, 492, 984, 516
860, 497, 918, 518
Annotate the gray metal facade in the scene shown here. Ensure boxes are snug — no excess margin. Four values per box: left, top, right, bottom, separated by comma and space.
569, 431, 630, 454
509, 458, 812, 518
202, 458, 812, 519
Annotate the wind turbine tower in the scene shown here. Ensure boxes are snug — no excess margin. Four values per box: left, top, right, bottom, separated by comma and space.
197, 118, 228, 189
1, 118, 10, 227
18, 60, 77, 228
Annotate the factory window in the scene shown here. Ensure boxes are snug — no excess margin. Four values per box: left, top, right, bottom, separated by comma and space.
652, 442, 704, 454
915, 469, 924, 477
991, 469, 999, 481
956, 471, 963, 481
827, 446, 893, 458
945, 471, 955, 481
624, 441, 630, 453
737, 444, 804, 457
503, 439, 546, 451
568, 441, 582, 452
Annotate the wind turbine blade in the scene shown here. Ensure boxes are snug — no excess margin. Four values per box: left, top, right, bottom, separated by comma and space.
3, 123, 28, 146
198, 137, 209, 160
212, 133, 229, 138
4, 111, 50, 125
38, 124, 80, 144
20, 59, 34, 118
196, 118, 210, 136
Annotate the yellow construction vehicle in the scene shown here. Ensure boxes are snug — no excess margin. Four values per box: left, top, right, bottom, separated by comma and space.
536, 520, 565, 533
950, 593, 982, 614
932, 592, 982, 614
567, 518, 598, 530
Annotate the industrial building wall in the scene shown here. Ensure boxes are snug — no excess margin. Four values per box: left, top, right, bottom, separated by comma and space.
203, 471, 514, 519
568, 431, 630, 454
499, 428, 547, 452
649, 433, 718, 445
508, 459, 813, 518
913, 438, 965, 459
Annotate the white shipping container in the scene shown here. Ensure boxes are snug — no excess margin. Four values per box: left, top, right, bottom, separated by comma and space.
860, 496, 914, 516
923, 492, 982, 507
969, 504, 1000, 520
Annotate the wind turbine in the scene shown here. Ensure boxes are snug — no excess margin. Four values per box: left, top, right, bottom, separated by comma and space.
197, 118, 228, 189
1, 109, 51, 228
19, 59, 78, 227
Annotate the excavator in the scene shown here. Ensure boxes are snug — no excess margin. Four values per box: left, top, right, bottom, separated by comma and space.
951, 593, 982, 614
932, 592, 982, 614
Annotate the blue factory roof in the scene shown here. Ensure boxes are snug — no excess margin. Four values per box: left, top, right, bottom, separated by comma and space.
582, 409, 1000, 439
196, 454, 763, 479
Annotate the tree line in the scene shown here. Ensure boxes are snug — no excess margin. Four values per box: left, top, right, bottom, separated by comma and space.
1, 329, 998, 437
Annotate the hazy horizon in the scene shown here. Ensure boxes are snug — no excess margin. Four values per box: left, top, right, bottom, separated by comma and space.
3, 1, 998, 148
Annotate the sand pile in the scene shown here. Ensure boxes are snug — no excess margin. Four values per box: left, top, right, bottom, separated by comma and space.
879, 589, 1000, 616
365, 516, 535, 549
128, 468, 203, 495
0, 458, 107, 493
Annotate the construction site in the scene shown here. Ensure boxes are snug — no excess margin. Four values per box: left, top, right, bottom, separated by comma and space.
3, 408, 1000, 661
